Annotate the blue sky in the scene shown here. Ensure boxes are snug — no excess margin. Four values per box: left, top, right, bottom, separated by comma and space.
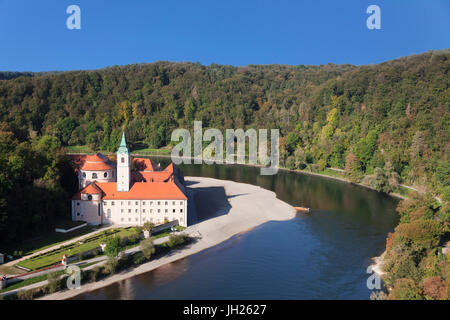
0, 0, 449, 71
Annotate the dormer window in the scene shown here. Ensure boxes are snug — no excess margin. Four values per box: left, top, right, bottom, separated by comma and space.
104, 172, 108, 178
92, 173, 98, 179
87, 195, 92, 201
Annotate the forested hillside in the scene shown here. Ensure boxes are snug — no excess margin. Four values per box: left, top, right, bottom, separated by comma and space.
0, 50, 448, 198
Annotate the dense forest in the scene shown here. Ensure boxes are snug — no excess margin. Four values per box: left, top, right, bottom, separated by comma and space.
0, 51, 448, 269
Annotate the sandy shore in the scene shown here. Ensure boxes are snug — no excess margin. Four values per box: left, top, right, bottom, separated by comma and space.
40, 176, 296, 300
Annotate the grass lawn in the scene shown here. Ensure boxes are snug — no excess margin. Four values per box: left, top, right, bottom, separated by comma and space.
54, 220, 86, 230
0, 271, 64, 294
16, 227, 140, 271
131, 147, 171, 155
0, 261, 101, 294
65, 145, 92, 153
5, 225, 99, 257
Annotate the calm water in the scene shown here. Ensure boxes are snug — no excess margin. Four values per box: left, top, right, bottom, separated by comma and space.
74, 159, 399, 300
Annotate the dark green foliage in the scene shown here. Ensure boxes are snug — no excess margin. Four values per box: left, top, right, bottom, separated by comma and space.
0, 51, 447, 196
0, 125, 75, 247
104, 236, 122, 258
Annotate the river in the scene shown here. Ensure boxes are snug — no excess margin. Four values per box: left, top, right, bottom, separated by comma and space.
73, 158, 399, 299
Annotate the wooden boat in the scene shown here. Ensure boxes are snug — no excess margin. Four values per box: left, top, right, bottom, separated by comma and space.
294, 206, 310, 213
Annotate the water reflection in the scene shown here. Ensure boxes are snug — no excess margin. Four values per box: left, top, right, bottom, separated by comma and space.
73, 159, 399, 300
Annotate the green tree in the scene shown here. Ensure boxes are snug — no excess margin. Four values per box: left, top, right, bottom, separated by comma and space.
105, 236, 122, 259
140, 238, 155, 260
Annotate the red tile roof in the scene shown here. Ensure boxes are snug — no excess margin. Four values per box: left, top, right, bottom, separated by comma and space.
81, 182, 103, 195
97, 181, 187, 200
80, 153, 115, 171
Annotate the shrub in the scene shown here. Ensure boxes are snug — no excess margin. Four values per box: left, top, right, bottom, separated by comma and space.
47, 271, 61, 293
423, 276, 448, 300
140, 238, 155, 260
17, 289, 35, 300
104, 257, 119, 274
105, 236, 122, 258
388, 278, 423, 300
167, 234, 190, 248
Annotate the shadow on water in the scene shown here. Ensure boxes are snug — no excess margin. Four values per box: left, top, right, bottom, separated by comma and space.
73, 158, 400, 300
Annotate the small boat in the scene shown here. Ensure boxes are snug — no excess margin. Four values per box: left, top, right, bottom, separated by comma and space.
294, 206, 310, 213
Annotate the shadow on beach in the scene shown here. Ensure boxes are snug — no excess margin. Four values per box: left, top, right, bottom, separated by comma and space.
192, 186, 232, 222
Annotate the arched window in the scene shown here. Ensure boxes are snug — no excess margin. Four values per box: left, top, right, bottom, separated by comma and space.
87, 195, 92, 201
92, 173, 97, 179
82, 172, 86, 178
104, 172, 108, 178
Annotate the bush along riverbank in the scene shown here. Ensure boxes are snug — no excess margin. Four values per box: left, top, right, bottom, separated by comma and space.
379, 193, 449, 300
0, 233, 192, 300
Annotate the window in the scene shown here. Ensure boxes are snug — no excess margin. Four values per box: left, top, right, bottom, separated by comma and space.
173, 209, 175, 213
121, 157, 125, 163
92, 173, 97, 179
128, 209, 131, 213
135, 218, 138, 222
107, 209, 111, 218
150, 209, 153, 213
165, 201, 168, 205
104, 172, 108, 178
112, 171, 114, 177
172, 201, 175, 205
143, 218, 146, 222
121, 218, 124, 222
135, 201, 138, 205
143, 209, 145, 213
98, 204, 101, 216
165, 209, 168, 213
128, 218, 131, 222
77, 202, 80, 206
157, 201, 160, 205
135, 209, 138, 213
180, 201, 183, 205
158, 209, 160, 213
87, 195, 92, 201
143, 201, 146, 206
150, 201, 153, 205
180, 209, 183, 213
121, 201, 123, 205
77, 212, 80, 216
121, 209, 124, 213
82, 172, 86, 178
112, 201, 115, 206
128, 201, 131, 205
103, 201, 107, 206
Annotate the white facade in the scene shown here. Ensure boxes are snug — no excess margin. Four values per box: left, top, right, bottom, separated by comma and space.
79, 168, 115, 189
73, 199, 187, 227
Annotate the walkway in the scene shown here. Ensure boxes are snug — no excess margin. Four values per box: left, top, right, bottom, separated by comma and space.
0, 234, 173, 297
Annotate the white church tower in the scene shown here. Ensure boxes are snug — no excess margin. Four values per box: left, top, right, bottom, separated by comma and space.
117, 131, 130, 192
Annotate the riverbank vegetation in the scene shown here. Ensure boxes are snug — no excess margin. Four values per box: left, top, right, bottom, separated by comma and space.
382, 193, 449, 300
